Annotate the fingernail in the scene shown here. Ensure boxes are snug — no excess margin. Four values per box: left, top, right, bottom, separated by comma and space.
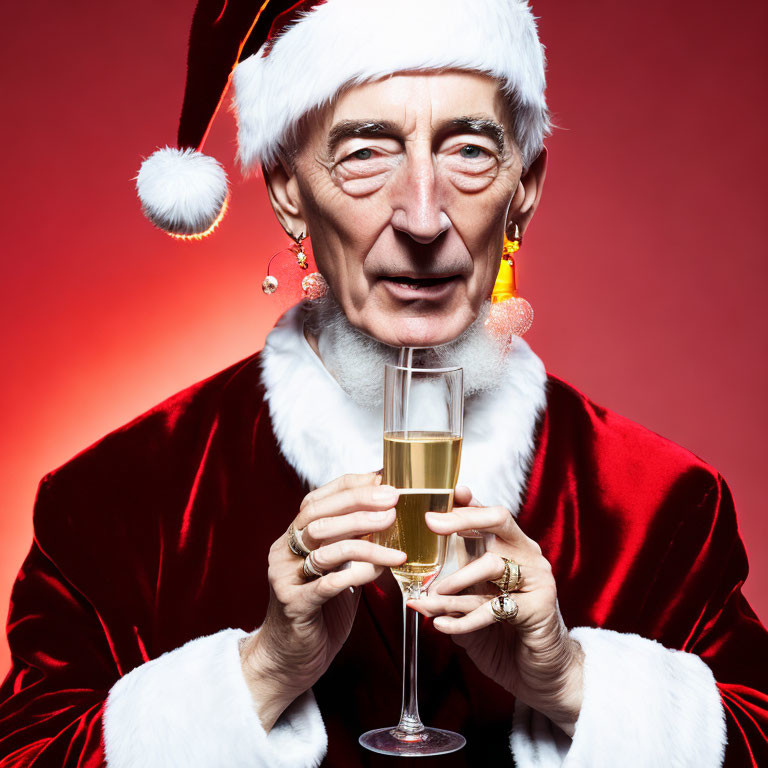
368, 509, 392, 520
373, 485, 398, 502
433, 617, 448, 628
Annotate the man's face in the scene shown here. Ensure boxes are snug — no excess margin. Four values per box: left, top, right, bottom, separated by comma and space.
275, 71, 535, 347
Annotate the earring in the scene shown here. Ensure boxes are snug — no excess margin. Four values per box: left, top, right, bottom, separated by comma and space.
300, 271, 328, 300
295, 232, 309, 269
485, 222, 534, 340
261, 231, 328, 300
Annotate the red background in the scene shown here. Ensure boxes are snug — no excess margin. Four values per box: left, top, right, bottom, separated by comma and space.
1, 1, 766, 676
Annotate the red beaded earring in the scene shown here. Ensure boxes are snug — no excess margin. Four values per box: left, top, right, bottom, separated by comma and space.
261, 232, 328, 300
485, 223, 534, 340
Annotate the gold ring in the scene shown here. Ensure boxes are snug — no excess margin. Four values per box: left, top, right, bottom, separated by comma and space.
509, 561, 521, 591
490, 593, 519, 622
302, 551, 325, 580
491, 557, 520, 592
288, 523, 311, 558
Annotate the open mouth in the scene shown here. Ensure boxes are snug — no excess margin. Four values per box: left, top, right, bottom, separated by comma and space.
380, 274, 459, 290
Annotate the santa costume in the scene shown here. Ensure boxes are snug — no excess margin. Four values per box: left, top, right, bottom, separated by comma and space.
1, 1, 766, 766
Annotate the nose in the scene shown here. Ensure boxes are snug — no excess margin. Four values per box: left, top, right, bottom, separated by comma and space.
389, 149, 451, 244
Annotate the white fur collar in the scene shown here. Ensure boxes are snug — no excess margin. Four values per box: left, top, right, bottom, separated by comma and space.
260, 303, 547, 515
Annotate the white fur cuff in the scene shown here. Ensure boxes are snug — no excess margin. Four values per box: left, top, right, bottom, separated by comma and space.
510, 627, 727, 767
103, 628, 327, 767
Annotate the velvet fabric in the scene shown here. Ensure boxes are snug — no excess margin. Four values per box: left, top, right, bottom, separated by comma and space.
0, 351, 765, 766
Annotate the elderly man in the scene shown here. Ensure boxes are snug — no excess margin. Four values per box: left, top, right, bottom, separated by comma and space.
1, 1, 766, 766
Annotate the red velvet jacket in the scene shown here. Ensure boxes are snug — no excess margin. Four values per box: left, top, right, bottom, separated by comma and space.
0, 349, 766, 766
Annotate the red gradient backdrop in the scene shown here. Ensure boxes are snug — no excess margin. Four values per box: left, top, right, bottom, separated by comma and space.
1, 1, 766, 676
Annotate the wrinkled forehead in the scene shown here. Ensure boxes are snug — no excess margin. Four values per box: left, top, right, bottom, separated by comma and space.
334, 71, 506, 122
300, 70, 514, 150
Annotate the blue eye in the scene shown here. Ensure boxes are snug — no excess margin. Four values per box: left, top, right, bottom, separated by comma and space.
459, 145, 486, 159
350, 148, 373, 160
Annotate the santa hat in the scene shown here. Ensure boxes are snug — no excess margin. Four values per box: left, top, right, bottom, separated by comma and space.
136, 0, 549, 239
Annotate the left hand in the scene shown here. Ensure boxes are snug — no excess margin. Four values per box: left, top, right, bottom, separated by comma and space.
407, 486, 584, 736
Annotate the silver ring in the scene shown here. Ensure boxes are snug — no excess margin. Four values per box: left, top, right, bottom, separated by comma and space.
490, 593, 519, 622
288, 523, 311, 558
302, 551, 326, 580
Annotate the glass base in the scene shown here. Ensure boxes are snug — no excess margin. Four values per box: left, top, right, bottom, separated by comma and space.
359, 726, 466, 757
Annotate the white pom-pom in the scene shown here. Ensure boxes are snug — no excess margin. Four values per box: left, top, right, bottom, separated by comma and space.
136, 147, 229, 237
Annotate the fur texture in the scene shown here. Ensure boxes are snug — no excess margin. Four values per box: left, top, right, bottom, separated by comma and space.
510, 627, 728, 767
103, 628, 327, 767
135, 147, 229, 236
305, 294, 512, 411
233, 0, 549, 174
261, 301, 548, 514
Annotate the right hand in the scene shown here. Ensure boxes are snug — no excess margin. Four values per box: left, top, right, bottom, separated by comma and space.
240, 472, 406, 731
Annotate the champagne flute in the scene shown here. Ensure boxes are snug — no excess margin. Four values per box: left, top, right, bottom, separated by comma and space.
359, 363, 465, 756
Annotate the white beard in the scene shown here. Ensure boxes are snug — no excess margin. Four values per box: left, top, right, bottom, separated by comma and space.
303, 292, 511, 411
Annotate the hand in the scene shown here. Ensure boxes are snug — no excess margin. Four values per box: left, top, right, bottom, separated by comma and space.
408, 486, 584, 736
239, 473, 406, 731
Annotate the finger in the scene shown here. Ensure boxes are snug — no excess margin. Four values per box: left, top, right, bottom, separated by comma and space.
406, 594, 488, 618
303, 507, 396, 548
295, 483, 400, 530
302, 472, 381, 505
303, 562, 384, 607
433, 551, 541, 595
444, 505, 490, 538
425, 506, 532, 549
310, 539, 406, 573
454, 485, 475, 507
433, 593, 527, 635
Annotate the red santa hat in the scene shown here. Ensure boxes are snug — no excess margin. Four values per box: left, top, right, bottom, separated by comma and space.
136, 0, 549, 238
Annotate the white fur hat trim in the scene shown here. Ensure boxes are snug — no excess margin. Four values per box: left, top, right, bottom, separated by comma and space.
233, 0, 548, 174
135, 147, 229, 237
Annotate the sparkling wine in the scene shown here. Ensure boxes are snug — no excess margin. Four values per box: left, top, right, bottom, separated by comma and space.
379, 431, 462, 589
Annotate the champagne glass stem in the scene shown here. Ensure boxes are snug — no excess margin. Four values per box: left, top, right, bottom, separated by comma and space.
396, 583, 425, 737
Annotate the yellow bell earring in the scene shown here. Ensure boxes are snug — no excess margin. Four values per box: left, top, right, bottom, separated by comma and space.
485, 222, 534, 340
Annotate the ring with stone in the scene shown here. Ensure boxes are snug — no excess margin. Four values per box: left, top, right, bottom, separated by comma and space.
490, 593, 519, 622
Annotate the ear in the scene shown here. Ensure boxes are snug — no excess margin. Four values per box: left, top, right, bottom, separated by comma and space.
507, 147, 548, 238
262, 161, 307, 238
